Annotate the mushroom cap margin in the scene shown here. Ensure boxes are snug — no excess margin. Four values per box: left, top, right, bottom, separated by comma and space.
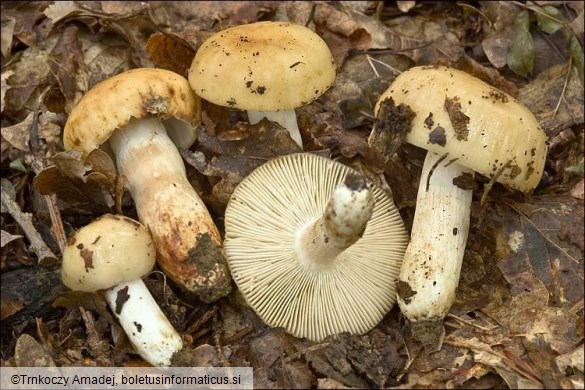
63, 68, 201, 155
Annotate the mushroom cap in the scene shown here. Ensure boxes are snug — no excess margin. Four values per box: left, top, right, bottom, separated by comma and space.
63, 68, 201, 155
62, 214, 156, 292
224, 153, 408, 341
189, 21, 336, 111
375, 66, 547, 193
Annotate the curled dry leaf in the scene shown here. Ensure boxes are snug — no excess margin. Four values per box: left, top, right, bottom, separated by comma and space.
0, 70, 14, 113
49, 24, 88, 113
1, 16, 16, 58
33, 149, 117, 212
43, 1, 82, 25
2, 2, 51, 47
3, 33, 59, 113
1, 111, 34, 151
146, 32, 201, 78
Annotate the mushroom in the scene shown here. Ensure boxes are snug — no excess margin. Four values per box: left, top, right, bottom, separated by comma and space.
224, 153, 408, 341
61, 214, 183, 367
369, 66, 548, 347
63, 68, 231, 302
188, 21, 336, 148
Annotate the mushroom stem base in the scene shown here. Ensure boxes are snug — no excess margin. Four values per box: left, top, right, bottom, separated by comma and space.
247, 109, 303, 148
104, 278, 183, 367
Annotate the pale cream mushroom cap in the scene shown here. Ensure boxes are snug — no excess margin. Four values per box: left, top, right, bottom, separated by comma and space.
189, 21, 336, 111
375, 66, 547, 193
63, 68, 201, 155
62, 214, 156, 292
224, 153, 408, 341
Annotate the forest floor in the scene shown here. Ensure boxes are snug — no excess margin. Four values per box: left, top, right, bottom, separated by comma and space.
1, 1, 583, 388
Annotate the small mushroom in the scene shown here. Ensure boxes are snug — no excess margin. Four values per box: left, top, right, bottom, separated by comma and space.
370, 66, 548, 348
63, 68, 231, 302
61, 214, 182, 367
188, 21, 336, 148
224, 153, 408, 341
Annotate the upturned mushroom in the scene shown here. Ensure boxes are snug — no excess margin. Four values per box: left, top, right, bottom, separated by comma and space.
61, 214, 182, 367
188, 21, 336, 148
224, 153, 408, 341
369, 66, 548, 348
63, 68, 231, 302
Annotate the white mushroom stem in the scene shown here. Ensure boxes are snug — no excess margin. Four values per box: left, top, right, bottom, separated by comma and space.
247, 109, 303, 148
103, 278, 183, 366
109, 117, 225, 299
397, 152, 474, 343
296, 173, 375, 271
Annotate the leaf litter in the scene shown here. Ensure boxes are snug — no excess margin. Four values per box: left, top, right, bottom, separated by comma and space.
0, 1, 583, 387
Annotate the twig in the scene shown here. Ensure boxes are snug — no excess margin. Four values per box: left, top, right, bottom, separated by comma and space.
480, 160, 512, 206
1, 180, 58, 266
28, 107, 67, 255
553, 56, 572, 118
45, 193, 67, 253
305, 3, 317, 27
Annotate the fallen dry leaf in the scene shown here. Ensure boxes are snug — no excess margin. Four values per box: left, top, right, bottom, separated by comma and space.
1, 111, 34, 151
146, 32, 203, 78
33, 149, 117, 213
14, 334, 56, 367
518, 63, 585, 137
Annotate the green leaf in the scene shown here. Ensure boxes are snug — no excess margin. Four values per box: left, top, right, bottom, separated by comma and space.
507, 10, 535, 77
534, 6, 564, 35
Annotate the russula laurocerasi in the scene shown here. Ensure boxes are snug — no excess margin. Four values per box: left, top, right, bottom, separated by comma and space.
63, 68, 231, 302
61, 214, 182, 367
370, 66, 547, 348
188, 21, 336, 148
224, 153, 408, 341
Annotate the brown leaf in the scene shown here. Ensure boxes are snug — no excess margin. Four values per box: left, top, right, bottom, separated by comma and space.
509, 307, 582, 355
53, 291, 116, 326
1, 297, 25, 320
33, 149, 116, 212
49, 24, 87, 113
14, 334, 56, 367
518, 64, 584, 137
314, 3, 372, 50
1, 15, 16, 58
480, 2, 520, 69
2, 2, 51, 47
153, 2, 265, 32
498, 196, 584, 307
1, 111, 34, 151
0, 70, 13, 113
3, 34, 59, 113
43, 1, 82, 24
146, 32, 201, 78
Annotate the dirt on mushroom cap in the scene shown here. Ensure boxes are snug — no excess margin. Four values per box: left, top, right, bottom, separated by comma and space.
189, 22, 336, 111
373, 66, 548, 193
